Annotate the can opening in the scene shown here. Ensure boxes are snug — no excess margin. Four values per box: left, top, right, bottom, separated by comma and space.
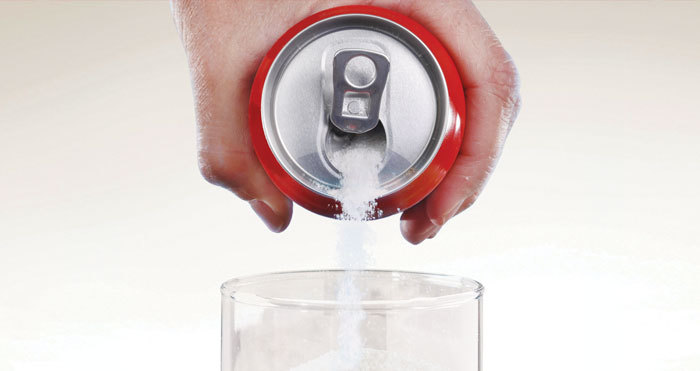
326, 119, 387, 172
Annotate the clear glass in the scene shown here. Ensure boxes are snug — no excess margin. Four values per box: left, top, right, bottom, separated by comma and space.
221, 270, 482, 371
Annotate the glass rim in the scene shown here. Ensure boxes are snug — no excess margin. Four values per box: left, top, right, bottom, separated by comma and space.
220, 269, 483, 311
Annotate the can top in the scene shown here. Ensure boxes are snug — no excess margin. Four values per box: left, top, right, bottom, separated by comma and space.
259, 12, 450, 197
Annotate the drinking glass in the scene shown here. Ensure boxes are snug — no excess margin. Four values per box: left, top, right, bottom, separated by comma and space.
221, 270, 482, 370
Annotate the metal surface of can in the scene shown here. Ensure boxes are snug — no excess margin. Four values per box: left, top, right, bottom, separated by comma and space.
249, 6, 465, 218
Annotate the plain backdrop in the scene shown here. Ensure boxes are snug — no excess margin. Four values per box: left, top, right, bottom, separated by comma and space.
1, 1, 699, 370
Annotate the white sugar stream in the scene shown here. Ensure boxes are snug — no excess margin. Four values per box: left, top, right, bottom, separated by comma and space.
328, 144, 383, 370
295, 142, 439, 370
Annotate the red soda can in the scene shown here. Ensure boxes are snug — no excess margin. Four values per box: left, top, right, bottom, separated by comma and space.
249, 5, 465, 219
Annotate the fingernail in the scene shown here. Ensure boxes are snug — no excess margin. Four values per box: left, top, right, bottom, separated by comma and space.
430, 203, 461, 227
401, 221, 440, 245
425, 224, 441, 240
414, 225, 440, 244
250, 200, 283, 232
427, 228, 440, 239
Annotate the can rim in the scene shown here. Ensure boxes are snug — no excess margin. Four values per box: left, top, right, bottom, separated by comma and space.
249, 5, 466, 218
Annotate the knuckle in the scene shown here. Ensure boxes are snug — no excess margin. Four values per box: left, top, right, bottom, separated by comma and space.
487, 47, 522, 131
488, 49, 521, 106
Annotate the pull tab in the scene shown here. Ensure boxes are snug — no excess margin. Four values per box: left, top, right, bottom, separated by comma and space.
330, 50, 390, 134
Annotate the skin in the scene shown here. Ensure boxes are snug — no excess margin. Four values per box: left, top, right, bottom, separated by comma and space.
171, 0, 521, 244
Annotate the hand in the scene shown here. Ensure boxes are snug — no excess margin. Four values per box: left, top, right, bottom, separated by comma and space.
171, 0, 520, 243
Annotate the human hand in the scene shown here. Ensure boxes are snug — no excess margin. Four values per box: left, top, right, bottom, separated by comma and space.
171, 0, 520, 243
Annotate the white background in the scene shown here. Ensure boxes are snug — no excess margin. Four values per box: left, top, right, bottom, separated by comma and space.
1, 1, 699, 370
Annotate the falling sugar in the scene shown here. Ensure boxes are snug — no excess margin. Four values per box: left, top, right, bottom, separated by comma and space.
328, 143, 383, 370
318, 142, 440, 370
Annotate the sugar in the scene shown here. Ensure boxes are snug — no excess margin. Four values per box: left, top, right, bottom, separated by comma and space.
327, 143, 438, 370
290, 349, 441, 371
329, 144, 384, 221
334, 220, 371, 370
329, 143, 383, 369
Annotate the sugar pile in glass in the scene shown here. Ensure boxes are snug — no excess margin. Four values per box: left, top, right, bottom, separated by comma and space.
291, 349, 440, 371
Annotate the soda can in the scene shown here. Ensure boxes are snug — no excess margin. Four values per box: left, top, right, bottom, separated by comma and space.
249, 5, 465, 219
